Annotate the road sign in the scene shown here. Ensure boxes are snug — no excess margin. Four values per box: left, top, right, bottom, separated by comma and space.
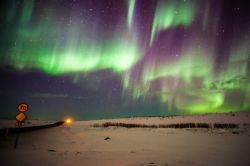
14, 103, 29, 149
18, 103, 28, 113
16, 113, 26, 122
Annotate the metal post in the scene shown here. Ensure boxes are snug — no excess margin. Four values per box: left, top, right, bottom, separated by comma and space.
14, 123, 20, 149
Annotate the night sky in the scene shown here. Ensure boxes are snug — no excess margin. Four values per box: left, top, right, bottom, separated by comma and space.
0, 0, 249, 120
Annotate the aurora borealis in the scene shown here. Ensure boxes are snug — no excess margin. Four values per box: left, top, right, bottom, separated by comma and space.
0, 0, 250, 120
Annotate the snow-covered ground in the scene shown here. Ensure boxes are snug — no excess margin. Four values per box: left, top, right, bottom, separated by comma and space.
0, 112, 250, 166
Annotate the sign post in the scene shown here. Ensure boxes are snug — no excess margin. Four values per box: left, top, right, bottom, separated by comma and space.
14, 122, 21, 149
14, 103, 28, 149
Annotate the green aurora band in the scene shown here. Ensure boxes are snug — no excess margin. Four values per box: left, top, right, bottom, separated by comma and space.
8, 0, 141, 74
127, 0, 136, 30
123, 39, 250, 114
2, 0, 250, 115
150, 0, 196, 46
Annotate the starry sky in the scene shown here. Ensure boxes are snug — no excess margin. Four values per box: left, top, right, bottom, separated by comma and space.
0, 0, 250, 120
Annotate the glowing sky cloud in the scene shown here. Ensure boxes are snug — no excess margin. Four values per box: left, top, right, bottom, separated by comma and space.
0, 0, 249, 118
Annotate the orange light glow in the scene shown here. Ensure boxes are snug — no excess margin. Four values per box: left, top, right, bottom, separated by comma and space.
65, 118, 72, 124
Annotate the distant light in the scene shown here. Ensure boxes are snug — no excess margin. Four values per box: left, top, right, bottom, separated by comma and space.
65, 118, 72, 124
